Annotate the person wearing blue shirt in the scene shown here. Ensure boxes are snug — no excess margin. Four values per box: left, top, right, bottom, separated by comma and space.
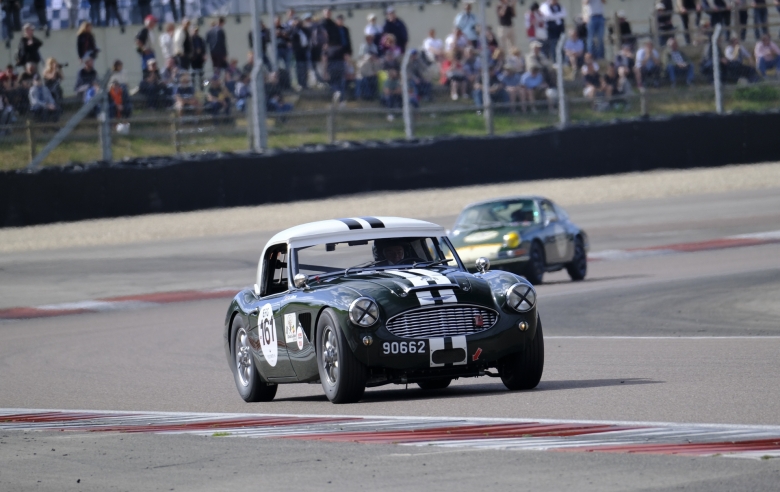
520, 64, 551, 113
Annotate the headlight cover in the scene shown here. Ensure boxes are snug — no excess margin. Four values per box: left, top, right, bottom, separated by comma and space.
506, 283, 536, 312
503, 231, 521, 249
349, 297, 380, 327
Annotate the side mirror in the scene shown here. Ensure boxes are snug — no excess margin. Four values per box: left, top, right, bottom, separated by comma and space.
475, 257, 490, 274
294, 273, 309, 289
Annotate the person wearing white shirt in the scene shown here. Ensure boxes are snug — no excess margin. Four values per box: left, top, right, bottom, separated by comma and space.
540, 0, 567, 59
634, 39, 661, 87
445, 27, 469, 52
364, 13, 382, 39
159, 22, 176, 64
423, 28, 444, 62
454, 2, 479, 46
583, 0, 606, 59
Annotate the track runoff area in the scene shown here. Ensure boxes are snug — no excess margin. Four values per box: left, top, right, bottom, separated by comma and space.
1, 174, 780, 488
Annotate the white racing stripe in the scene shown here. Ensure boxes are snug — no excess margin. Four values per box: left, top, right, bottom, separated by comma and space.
385, 270, 457, 305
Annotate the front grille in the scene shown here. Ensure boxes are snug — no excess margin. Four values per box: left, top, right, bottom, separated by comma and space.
386, 305, 499, 339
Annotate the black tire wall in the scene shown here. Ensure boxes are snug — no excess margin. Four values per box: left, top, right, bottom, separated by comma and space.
2, 112, 778, 228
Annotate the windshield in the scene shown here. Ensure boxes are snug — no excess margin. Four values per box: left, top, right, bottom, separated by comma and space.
454, 199, 540, 229
293, 237, 461, 277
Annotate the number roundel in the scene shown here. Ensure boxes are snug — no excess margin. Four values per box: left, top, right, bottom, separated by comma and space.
258, 303, 278, 367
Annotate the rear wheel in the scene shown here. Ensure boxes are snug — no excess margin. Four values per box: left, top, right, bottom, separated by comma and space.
417, 378, 452, 390
316, 309, 367, 404
499, 315, 544, 390
524, 241, 545, 285
566, 236, 587, 281
232, 317, 278, 402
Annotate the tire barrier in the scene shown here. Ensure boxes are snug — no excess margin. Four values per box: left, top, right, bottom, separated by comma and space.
2, 111, 779, 228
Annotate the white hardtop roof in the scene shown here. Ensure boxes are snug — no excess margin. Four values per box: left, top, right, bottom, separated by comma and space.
267, 216, 446, 249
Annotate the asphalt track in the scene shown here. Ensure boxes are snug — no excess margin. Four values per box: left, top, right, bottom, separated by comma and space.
1, 186, 780, 490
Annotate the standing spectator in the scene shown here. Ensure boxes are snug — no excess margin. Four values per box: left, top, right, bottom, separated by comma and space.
108, 76, 131, 120
74, 55, 98, 96
206, 17, 228, 77
614, 10, 635, 49
322, 10, 352, 98
274, 15, 292, 70
540, 0, 566, 60
445, 27, 468, 52
564, 28, 585, 69
364, 13, 381, 49
42, 57, 63, 103
382, 7, 408, 52
77, 21, 99, 60
191, 25, 206, 86
454, 1, 479, 47
725, 35, 760, 80
754, 33, 780, 76
136, 15, 158, 77
2, 0, 23, 42
497, 0, 517, 51
707, 0, 731, 39
89, 0, 102, 26
137, 0, 152, 21
29, 74, 58, 121
635, 39, 662, 87
525, 2, 547, 43
678, 0, 700, 44
290, 17, 310, 89
733, 0, 748, 41
663, 37, 694, 86
32, 0, 49, 37
159, 22, 176, 66
104, 0, 125, 33
16, 24, 43, 68
173, 18, 192, 70
583, 0, 605, 59
656, 1, 675, 46
356, 34, 380, 99
205, 76, 231, 116
423, 28, 444, 62
754, 0, 769, 40
519, 64, 551, 112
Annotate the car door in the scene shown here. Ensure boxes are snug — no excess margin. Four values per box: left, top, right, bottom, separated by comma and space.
540, 200, 567, 264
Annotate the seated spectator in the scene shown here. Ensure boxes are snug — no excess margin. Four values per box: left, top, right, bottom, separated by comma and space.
226, 58, 241, 79
356, 34, 381, 100
525, 40, 552, 84
754, 34, 780, 77
498, 65, 523, 111
139, 67, 171, 109
407, 50, 433, 101
204, 77, 231, 116
634, 39, 661, 88
266, 93, 293, 113
0, 65, 16, 87
74, 55, 97, 96
28, 74, 59, 121
442, 50, 468, 100
662, 38, 694, 87
463, 47, 481, 92
160, 57, 179, 85
0, 89, 16, 133
224, 70, 237, 95
564, 28, 585, 70
614, 44, 636, 79
380, 33, 402, 67
445, 27, 468, 53
505, 47, 526, 75
473, 67, 507, 110
724, 37, 760, 82
234, 73, 250, 112
173, 72, 199, 116
423, 28, 444, 62
42, 57, 64, 103
17, 62, 38, 86
581, 53, 603, 100
111, 59, 127, 86
107, 76, 131, 120
83, 79, 101, 117
520, 64, 552, 113
381, 68, 403, 108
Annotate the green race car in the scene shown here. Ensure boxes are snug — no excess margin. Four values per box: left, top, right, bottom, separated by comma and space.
449, 197, 589, 284
224, 216, 543, 404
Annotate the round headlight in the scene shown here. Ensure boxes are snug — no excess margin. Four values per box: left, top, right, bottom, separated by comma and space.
506, 283, 536, 312
503, 231, 521, 249
349, 297, 379, 327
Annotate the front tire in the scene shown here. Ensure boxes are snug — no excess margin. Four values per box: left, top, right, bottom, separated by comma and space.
500, 315, 544, 390
316, 308, 367, 403
417, 378, 452, 390
566, 236, 587, 281
524, 241, 545, 285
232, 317, 278, 402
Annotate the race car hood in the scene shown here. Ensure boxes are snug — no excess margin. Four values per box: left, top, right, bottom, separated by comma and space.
449, 224, 536, 263
309, 267, 498, 318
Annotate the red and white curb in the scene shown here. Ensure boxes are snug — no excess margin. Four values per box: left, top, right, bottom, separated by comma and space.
2, 409, 779, 460
0, 288, 241, 320
589, 230, 780, 261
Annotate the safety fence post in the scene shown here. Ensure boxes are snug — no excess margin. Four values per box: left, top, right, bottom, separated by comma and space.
327, 94, 337, 144
99, 88, 112, 162
712, 24, 723, 114
556, 35, 567, 126
400, 49, 414, 140
171, 114, 181, 154
478, 0, 493, 135
26, 120, 36, 162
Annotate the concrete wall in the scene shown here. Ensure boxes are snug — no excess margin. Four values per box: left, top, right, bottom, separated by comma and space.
0, 0, 654, 97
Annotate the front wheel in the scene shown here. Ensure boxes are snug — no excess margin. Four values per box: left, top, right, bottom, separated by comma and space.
316, 309, 367, 404
417, 378, 452, 390
232, 317, 278, 402
499, 315, 544, 390
566, 236, 587, 281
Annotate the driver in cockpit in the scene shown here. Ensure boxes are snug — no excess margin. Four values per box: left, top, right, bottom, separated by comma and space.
374, 239, 408, 266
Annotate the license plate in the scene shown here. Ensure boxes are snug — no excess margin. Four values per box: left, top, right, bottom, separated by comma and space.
380, 340, 427, 356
